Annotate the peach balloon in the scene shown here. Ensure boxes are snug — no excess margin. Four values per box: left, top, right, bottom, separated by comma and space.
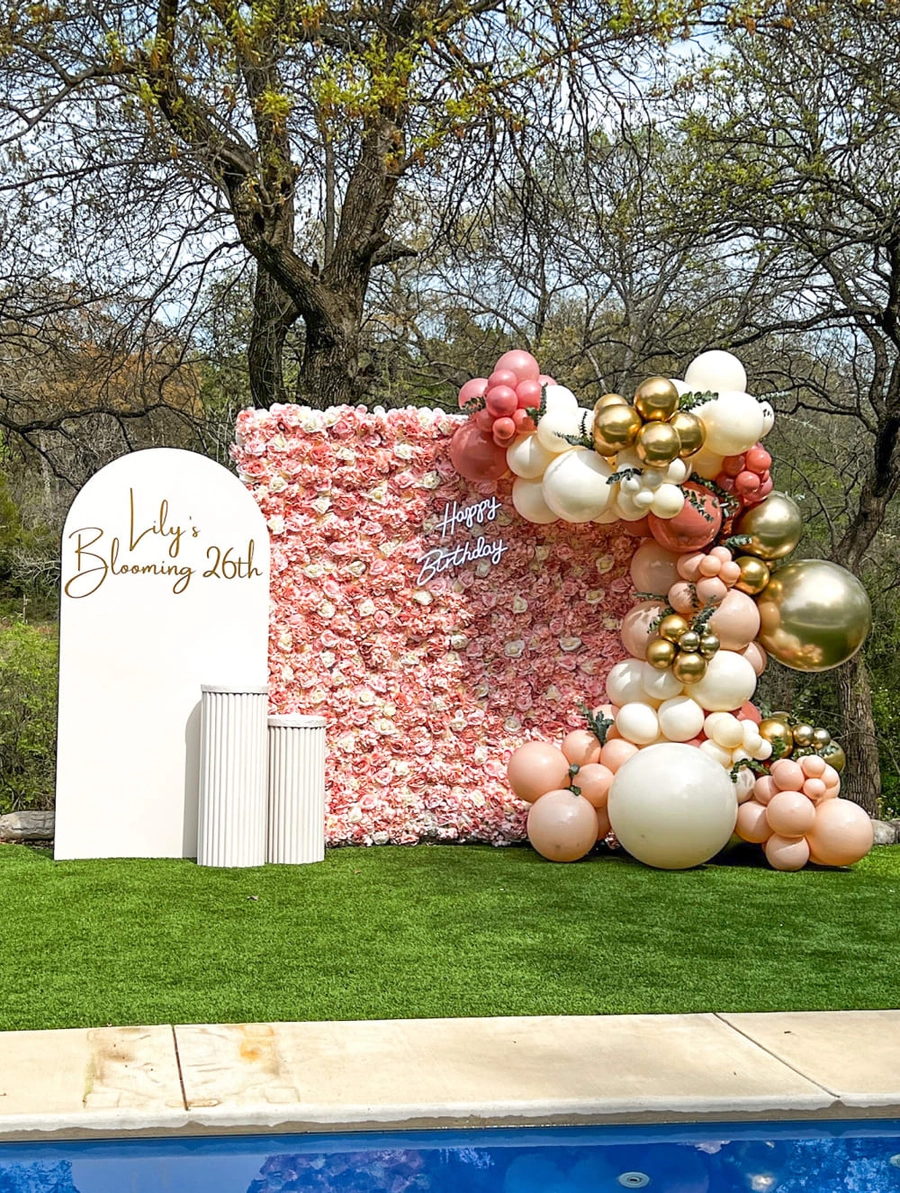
771, 758, 805, 792
709, 590, 761, 651
753, 775, 777, 804
765, 834, 811, 871
668, 580, 699, 615
741, 641, 768, 676
766, 790, 816, 837
736, 800, 772, 843
822, 763, 841, 788
719, 560, 742, 586
698, 554, 722, 578
802, 778, 827, 800
805, 798, 875, 866
575, 763, 614, 809
507, 742, 570, 803
696, 576, 728, 605
822, 783, 841, 800
561, 729, 602, 767
800, 754, 827, 779
600, 738, 640, 772
526, 789, 599, 862
596, 807, 612, 840
676, 552, 706, 581
621, 600, 668, 660
630, 539, 682, 597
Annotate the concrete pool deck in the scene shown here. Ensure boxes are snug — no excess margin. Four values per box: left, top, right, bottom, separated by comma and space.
0, 1011, 898, 1141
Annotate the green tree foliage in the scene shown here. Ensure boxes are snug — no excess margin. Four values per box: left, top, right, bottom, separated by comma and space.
0, 620, 58, 813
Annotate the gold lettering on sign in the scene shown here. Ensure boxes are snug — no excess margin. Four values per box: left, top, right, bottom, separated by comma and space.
64, 488, 262, 599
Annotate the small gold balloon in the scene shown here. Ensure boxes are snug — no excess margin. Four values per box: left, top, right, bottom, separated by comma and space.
593, 402, 642, 456
596, 392, 627, 409
812, 727, 832, 749
635, 420, 682, 466
699, 633, 720, 658
672, 651, 707, 684
634, 376, 680, 423
668, 410, 707, 458
792, 723, 816, 749
646, 637, 678, 670
733, 492, 804, 561
824, 743, 846, 772
757, 559, 872, 672
658, 614, 690, 643
679, 630, 701, 653
758, 718, 794, 760
734, 555, 771, 597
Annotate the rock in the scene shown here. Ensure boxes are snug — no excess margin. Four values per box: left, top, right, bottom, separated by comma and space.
0, 811, 54, 842
872, 818, 898, 846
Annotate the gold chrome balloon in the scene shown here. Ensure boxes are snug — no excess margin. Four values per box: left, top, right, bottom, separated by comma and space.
756, 559, 872, 672
658, 614, 690, 643
634, 376, 680, 423
757, 717, 794, 760
668, 410, 706, 458
812, 727, 832, 749
596, 392, 627, 410
593, 402, 642, 456
646, 637, 677, 670
733, 492, 803, 561
635, 420, 682, 465
824, 743, 846, 772
734, 555, 771, 597
792, 723, 816, 749
672, 651, 707, 684
679, 630, 701, 653
699, 633, 720, 658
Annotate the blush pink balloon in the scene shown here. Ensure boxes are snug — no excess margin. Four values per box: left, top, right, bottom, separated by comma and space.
737, 702, 762, 723
708, 589, 761, 651
668, 580, 699, 616
507, 741, 570, 803
695, 576, 728, 605
449, 420, 508, 482
458, 377, 488, 408
630, 539, 682, 597
806, 798, 874, 866
698, 554, 722, 577
757, 476, 774, 499
800, 754, 827, 779
495, 349, 541, 383
676, 552, 706, 581
538, 373, 557, 386
719, 560, 742, 586
736, 800, 772, 843
575, 763, 614, 809
488, 368, 519, 391
803, 778, 827, 800
561, 729, 602, 767
771, 758, 805, 792
475, 407, 494, 432
596, 806, 612, 840
741, 641, 768, 676
765, 834, 811, 871
766, 790, 816, 837
515, 378, 543, 408
753, 775, 778, 805
822, 783, 841, 800
600, 738, 639, 772
492, 416, 516, 444
620, 600, 667, 660
526, 789, 599, 862
485, 384, 518, 417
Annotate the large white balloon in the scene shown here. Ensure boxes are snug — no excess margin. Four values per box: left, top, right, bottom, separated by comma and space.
689, 650, 758, 712
512, 477, 558, 524
541, 448, 613, 523
507, 433, 554, 479
542, 384, 579, 414
536, 410, 581, 454
606, 658, 647, 706
684, 350, 748, 395
697, 391, 765, 457
641, 660, 683, 703
608, 743, 738, 869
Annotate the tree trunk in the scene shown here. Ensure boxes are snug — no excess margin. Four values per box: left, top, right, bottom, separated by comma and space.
248, 269, 298, 408
836, 652, 881, 817
298, 298, 363, 408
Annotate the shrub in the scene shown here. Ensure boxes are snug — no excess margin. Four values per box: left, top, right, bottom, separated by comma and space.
0, 620, 58, 814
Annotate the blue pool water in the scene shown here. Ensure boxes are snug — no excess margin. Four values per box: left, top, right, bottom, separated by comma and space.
1, 1121, 899, 1191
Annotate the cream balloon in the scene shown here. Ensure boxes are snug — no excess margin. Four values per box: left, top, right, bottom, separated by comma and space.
616, 701, 660, 745
699, 739, 734, 769
512, 477, 557, 524
688, 444, 725, 481
665, 458, 689, 485
704, 712, 744, 750
697, 391, 765, 457
607, 743, 738, 869
641, 660, 683, 703
613, 490, 649, 521
541, 448, 613, 523
650, 484, 685, 519
506, 433, 555, 479
684, 350, 748, 394
734, 767, 756, 803
536, 410, 581, 454
689, 650, 759, 712
542, 384, 579, 413
759, 400, 775, 437
606, 658, 647, 706
657, 695, 705, 742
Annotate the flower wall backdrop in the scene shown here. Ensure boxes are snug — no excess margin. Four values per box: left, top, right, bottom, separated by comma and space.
234, 404, 635, 846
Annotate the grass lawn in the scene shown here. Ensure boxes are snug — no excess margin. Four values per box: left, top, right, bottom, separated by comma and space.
1, 842, 897, 1032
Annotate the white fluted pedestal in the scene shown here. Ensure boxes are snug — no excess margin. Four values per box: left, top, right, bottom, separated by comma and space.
267, 715, 327, 864
197, 684, 269, 867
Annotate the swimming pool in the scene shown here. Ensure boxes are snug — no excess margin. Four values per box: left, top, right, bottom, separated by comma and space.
1, 1120, 899, 1192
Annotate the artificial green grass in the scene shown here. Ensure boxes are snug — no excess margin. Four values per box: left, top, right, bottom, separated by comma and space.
1, 842, 897, 1032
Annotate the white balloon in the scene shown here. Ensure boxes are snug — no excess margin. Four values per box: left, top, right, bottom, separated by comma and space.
664, 458, 689, 485
641, 660, 683, 702
684, 350, 748, 394
541, 448, 613, 522
608, 743, 738, 869
543, 384, 579, 413
606, 658, 646, 706
614, 490, 648, 521
506, 434, 554, 479
759, 400, 775, 437
657, 696, 705, 742
705, 712, 744, 750
734, 768, 756, 803
621, 474, 641, 494
642, 468, 665, 490
536, 410, 581, 454
742, 719, 762, 750
700, 739, 734, 769
697, 390, 765, 457
616, 701, 660, 746
671, 378, 690, 396
633, 488, 655, 508
754, 739, 773, 761
512, 477, 558, 524
690, 650, 758, 712
650, 483, 685, 519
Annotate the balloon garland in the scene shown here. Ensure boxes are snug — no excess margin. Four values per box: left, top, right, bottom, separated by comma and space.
451, 347, 875, 871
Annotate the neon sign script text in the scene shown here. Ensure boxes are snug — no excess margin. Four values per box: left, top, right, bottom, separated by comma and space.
417, 497, 509, 585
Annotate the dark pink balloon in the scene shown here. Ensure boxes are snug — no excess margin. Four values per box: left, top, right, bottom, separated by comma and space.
538, 373, 557, 386
485, 385, 518, 417
621, 515, 652, 538
495, 349, 540, 383
515, 378, 543, 408
734, 470, 761, 496
512, 408, 535, 432
475, 408, 494, 432
488, 368, 519, 391
746, 446, 772, 473
492, 416, 516, 444
458, 377, 488, 409
449, 419, 508, 482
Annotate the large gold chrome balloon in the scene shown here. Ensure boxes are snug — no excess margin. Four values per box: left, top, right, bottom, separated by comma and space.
668, 410, 706, 457
646, 637, 677, 670
658, 614, 689, 643
757, 717, 794, 759
756, 559, 872, 672
672, 651, 707, 684
635, 420, 682, 465
634, 376, 680, 422
734, 555, 771, 596
596, 392, 627, 410
593, 402, 642, 455
733, 492, 803, 561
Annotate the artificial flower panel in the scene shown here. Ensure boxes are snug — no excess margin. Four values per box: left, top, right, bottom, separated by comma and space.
234, 404, 636, 846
